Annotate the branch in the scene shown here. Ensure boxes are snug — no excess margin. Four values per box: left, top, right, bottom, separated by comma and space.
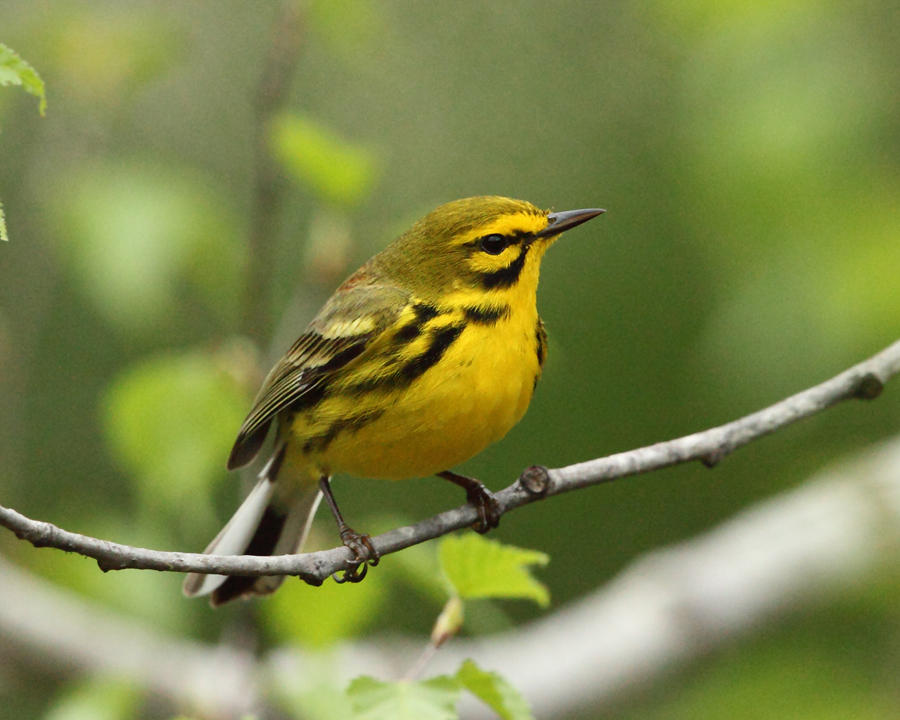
295, 435, 900, 719
1, 339, 899, 583
4, 437, 899, 717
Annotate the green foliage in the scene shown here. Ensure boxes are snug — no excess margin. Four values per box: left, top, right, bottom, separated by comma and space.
347, 676, 460, 720
47, 10, 176, 108
276, 679, 355, 720
2, 4, 899, 720
270, 112, 378, 207
261, 557, 388, 648
53, 163, 241, 333
344, 661, 532, 720
0, 42, 46, 115
102, 351, 247, 516
439, 534, 550, 607
44, 678, 139, 720
272, 537, 547, 718
0, 42, 45, 243
455, 660, 533, 720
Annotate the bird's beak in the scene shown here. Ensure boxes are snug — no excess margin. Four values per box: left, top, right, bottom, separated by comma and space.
536, 207, 606, 238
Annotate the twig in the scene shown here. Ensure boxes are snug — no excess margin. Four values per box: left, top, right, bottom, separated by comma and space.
4, 436, 899, 717
301, 436, 900, 719
1, 339, 898, 584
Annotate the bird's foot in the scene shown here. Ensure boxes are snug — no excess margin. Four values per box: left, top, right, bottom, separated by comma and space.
438, 471, 501, 533
333, 526, 379, 584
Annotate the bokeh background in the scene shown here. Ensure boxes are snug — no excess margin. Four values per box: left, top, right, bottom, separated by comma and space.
1, 1, 898, 718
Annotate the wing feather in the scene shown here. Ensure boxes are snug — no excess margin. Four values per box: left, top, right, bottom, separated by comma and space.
227, 282, 410, 469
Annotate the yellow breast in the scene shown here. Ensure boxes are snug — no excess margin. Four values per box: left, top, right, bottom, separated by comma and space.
285, 292, 545, 481
329, 310, 540, 479
284, 309, 540, 481
284, 237, 550, 482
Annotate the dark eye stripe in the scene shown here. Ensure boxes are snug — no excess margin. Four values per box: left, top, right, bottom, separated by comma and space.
479, 246, 528, 289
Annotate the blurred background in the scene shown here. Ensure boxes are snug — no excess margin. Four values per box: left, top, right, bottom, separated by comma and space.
1, 1, 898, 718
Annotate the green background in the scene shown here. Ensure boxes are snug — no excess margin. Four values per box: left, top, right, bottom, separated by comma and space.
1, 1, 898, 718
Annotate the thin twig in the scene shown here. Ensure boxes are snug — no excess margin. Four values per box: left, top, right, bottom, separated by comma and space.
2, 339, 898, 584
4, 437, 899, 718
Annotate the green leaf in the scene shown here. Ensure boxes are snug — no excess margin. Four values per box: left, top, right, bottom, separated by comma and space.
102, 350, 248, 515
0, 42, 47, 115
456, 660, 534, 720
369, 515, 448, 602
348, 676, 460, 720
0, 201, 7, 242
270, 112, 378, 207
439, 534, 550, 607
274, 673, 354, 720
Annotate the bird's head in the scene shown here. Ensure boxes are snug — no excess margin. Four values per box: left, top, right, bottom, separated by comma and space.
371, 196, 605, 299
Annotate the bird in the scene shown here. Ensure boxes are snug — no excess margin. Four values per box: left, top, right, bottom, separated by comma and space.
183, 195, 604, 605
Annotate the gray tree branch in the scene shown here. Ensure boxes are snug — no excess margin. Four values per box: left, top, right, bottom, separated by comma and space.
1, 339, 898, 584
3, 436, 898, 718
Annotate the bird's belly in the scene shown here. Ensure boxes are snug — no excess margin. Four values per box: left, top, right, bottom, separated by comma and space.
295, 317, 541, 480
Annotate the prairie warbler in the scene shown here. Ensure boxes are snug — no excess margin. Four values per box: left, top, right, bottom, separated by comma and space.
184, 196, 604, 604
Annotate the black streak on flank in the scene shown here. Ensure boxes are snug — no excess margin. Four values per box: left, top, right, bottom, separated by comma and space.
535, 320, 547, 368
464, 304, 511, 325
400, 324, 464, 382
395, 302, 440, 342
302, 408, 386, 454
480, 246, 528, 289
343, 320, 463, 396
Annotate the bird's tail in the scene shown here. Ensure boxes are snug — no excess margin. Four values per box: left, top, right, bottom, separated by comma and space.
182, 449, 322, 606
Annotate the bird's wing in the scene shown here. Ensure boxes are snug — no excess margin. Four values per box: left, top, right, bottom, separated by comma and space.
227, 282, 410, 469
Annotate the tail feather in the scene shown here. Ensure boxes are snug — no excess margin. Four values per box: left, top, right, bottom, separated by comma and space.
212, 490, 321, 605
182, 449, 322, 605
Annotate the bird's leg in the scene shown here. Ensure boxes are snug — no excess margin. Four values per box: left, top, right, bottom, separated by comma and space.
318, 476, 379, 583
437, 470, 501, 533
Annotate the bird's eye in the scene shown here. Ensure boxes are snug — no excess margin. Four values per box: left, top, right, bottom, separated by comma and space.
479, 234, 508, 255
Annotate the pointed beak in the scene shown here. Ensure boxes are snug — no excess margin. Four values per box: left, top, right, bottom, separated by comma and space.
536, 207, 606, 238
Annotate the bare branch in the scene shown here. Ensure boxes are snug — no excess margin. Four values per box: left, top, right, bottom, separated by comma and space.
1, 339, 899, 584
4, 437, 899, 718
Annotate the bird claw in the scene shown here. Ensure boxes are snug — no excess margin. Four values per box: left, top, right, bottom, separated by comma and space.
466, 483, 501, 534
332, 527, 379, 584
438, 470, 502, 534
